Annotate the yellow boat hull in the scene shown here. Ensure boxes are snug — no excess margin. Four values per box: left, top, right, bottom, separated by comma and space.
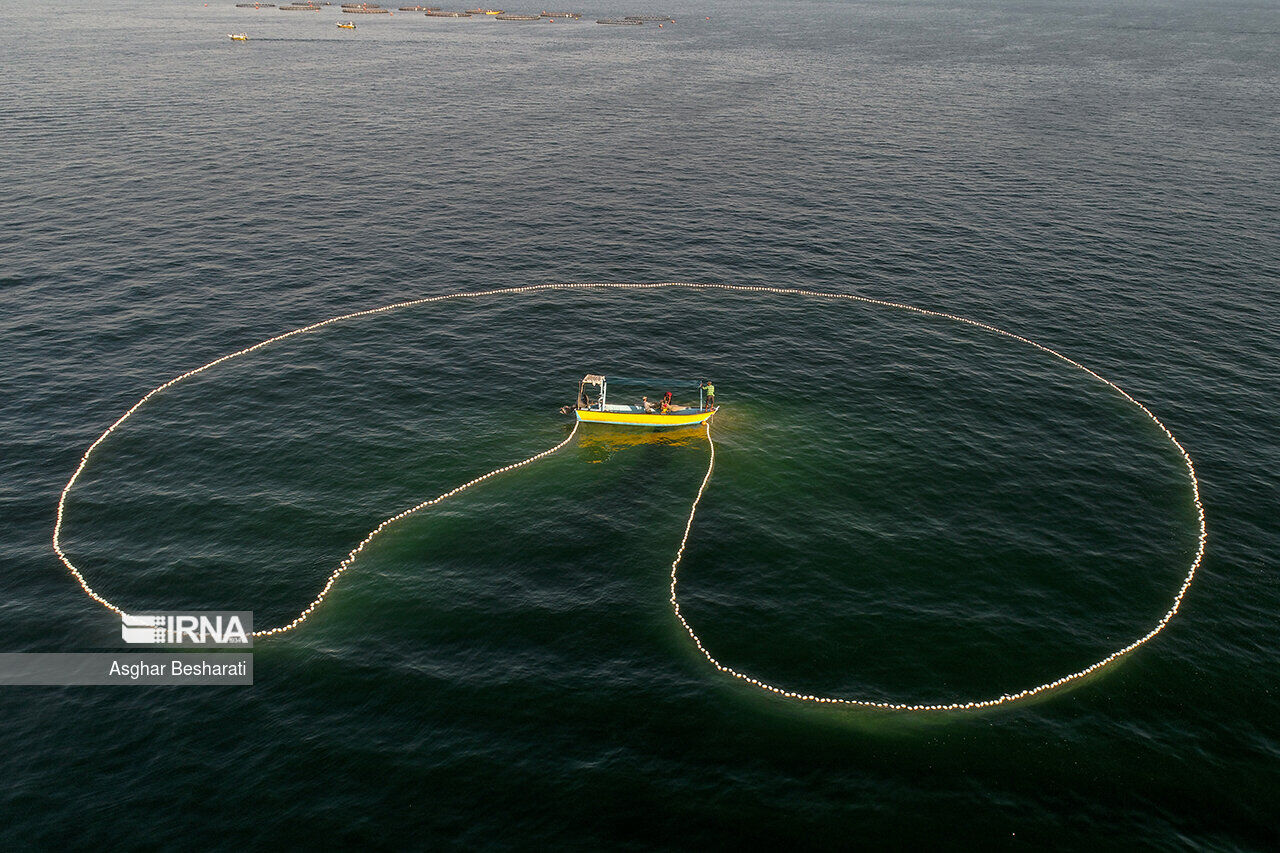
576, 407, 716, 428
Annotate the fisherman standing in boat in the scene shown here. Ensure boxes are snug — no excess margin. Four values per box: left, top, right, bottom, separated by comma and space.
702, 381, 715, 409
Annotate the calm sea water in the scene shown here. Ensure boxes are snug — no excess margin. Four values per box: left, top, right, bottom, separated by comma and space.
2, 0, 1277, 847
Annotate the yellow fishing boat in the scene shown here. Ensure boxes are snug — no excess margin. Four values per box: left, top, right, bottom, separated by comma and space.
570, 375, 718, 427
337, 20, 356, 27
228, 32, 249, 40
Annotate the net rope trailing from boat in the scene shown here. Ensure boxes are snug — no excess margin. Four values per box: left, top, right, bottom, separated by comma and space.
52, 282, 1207, 711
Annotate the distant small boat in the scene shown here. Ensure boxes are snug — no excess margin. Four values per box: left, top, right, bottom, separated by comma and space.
337, 20, 356, 27
228, 32, 249, 40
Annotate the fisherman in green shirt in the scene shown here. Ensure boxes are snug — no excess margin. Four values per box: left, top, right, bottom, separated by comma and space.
703, 381, 716, 409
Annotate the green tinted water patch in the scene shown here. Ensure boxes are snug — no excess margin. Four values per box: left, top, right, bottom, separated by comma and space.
295, 428, 712, 694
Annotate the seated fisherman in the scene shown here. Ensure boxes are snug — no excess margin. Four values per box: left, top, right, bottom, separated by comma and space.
642, 396, 656, 413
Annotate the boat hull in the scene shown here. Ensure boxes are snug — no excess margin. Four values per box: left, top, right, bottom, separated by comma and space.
575, 407, 717, 428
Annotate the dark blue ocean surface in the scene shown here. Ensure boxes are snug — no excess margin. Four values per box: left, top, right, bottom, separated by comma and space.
1, 0, 1277, 847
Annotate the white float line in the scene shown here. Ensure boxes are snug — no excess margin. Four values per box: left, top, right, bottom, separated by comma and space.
251, 421, 580, 638
53, 282, 1206, 711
